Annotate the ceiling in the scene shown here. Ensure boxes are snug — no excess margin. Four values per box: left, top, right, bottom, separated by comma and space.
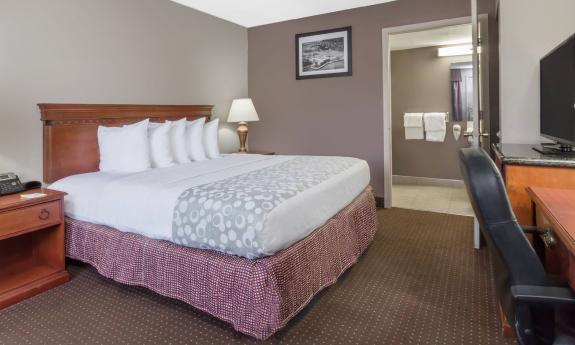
389, 24, 472, 51
170, 0, 397, 28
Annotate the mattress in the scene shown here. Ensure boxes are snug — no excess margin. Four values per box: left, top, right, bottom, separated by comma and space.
50, 154, 370, 258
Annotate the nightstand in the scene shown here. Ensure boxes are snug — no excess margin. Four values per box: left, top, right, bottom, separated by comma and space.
244, 150, 276, 155
0, 188, 68, 309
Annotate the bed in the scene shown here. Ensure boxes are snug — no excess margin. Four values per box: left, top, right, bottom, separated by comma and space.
39, 103, 378, 340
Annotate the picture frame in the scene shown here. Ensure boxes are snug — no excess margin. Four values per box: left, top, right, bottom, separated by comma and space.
295, 26, 352, 80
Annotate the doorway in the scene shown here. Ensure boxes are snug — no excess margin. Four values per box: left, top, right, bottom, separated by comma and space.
382, 17, 491, 215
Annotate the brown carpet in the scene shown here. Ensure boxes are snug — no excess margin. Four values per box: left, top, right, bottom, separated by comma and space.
0, 208, 515, 345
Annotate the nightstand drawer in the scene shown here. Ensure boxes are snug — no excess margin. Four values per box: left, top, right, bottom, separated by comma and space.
0, 201, 61, 239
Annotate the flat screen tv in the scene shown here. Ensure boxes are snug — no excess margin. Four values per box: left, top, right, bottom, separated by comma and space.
540, 33, 575, 150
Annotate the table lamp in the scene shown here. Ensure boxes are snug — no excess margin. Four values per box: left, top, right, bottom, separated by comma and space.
227, 98, 260, 153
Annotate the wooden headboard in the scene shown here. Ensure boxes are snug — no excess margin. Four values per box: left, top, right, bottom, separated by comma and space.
39, 103, 213, 183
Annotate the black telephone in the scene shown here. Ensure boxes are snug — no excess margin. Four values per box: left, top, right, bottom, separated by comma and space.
0, 173, 26, 196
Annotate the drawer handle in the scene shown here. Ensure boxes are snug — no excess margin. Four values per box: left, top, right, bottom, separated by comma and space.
38, 209, 50, 220
543, 229, 557, 248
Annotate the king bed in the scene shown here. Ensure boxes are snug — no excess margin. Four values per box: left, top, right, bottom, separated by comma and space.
39, 103, 378, 340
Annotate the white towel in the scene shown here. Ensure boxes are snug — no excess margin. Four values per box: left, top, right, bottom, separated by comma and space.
425, 130, 446, 142
424, 112, 447, 142
423, 113, 446, 132
405, 127, 424, 140
404, 113, 423, 128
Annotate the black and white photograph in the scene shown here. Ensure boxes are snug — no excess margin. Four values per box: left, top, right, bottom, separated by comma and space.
296, 27, 352, 80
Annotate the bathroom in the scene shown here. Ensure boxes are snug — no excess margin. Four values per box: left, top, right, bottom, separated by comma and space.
388, 23, 479, 216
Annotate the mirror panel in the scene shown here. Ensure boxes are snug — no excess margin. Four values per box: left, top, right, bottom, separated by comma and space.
450, 62, 473, 121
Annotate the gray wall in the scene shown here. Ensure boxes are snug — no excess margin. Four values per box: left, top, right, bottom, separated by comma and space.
0, 0, 248, 182
248, 0, 496, 197
391, 46, 470, 180
499, 0, 575, 144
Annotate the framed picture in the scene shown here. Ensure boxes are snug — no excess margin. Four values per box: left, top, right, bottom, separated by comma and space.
295, 26, 352, 80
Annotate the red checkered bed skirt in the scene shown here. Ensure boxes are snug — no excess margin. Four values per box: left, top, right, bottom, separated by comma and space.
65, 186, 378, 340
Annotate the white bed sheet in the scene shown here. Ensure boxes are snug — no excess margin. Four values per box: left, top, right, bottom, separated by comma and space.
50, 154, 370, 256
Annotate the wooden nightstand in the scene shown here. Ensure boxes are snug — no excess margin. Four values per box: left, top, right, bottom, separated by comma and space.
0, 188, 69, 309
244, 150, 276, 155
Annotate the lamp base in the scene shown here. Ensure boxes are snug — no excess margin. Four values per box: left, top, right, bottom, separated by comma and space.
237, 122, 248, 153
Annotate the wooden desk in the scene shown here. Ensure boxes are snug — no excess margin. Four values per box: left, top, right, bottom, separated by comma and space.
493, 143, 575, 226
493, 144, 575, 336
528, 187, 575, 291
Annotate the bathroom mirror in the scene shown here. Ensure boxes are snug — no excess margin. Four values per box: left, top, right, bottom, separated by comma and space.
450, 62, 473, 121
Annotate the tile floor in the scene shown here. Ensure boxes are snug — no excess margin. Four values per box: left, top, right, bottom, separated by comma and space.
391, 183, 475, 217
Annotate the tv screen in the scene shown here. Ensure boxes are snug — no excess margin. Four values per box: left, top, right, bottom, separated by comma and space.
540, 33, 575, 146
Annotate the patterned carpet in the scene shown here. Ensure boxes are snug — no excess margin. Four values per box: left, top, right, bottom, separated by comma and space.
0, 208, 515, 345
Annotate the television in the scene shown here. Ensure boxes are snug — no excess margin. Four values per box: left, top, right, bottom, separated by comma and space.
539, 33, 575, 152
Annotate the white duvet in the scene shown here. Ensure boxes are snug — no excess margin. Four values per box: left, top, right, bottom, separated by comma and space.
50, 154, 370, 257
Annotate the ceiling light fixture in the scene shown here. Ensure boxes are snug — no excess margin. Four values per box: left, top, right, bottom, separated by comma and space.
437, 44, 479, 57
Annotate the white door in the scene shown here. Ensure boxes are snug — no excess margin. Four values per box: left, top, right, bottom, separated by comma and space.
471, 0, 481, 148
471, 0, 483, 249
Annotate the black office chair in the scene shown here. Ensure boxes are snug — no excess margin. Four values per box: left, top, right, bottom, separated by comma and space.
459, 147, 575, 345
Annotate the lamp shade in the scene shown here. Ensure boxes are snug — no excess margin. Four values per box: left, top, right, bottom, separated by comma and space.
227, 98, 259, 123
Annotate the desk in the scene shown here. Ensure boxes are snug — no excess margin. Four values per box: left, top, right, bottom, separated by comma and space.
528, 187, 575, 291
492, 144, 575, 336
493, 143, 575, 226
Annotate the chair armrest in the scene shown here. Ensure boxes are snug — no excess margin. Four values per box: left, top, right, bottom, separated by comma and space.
521, 226, 546, 235
511, 285, 575, 305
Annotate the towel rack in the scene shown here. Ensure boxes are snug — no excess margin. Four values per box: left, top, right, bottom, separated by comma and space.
423, 112, 450, 123
407, 112, 450, 123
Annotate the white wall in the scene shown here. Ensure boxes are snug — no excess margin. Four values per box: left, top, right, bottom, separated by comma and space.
500, 0, 575, 143
0, 0, 248, 182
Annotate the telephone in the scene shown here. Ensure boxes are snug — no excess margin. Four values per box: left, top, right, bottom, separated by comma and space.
0, 173, 26, 196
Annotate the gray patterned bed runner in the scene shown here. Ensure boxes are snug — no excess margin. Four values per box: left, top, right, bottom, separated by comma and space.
172, 156, 358, 258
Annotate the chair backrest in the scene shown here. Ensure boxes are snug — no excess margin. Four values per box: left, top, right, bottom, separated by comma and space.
459, 148, 550, 329
459, 148, 564, 344
459, 148, 516, 227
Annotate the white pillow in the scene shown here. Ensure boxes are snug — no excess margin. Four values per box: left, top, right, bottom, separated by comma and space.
186, 117, 207, 161
203, 118, 221, 159
148, 122, 162, 129
148, 122, 175, 168
98, 119, 151, 173
167, 118, 191, 164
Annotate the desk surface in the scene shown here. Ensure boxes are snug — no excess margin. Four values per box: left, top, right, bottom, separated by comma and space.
528, 187, 575, 253
493, 143, 575, 168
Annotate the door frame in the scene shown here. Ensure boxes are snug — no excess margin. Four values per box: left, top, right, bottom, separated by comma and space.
381, 16, 484, 209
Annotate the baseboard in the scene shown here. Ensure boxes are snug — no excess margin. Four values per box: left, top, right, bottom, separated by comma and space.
374, 196, 385, 209
392, 175, 464, 188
